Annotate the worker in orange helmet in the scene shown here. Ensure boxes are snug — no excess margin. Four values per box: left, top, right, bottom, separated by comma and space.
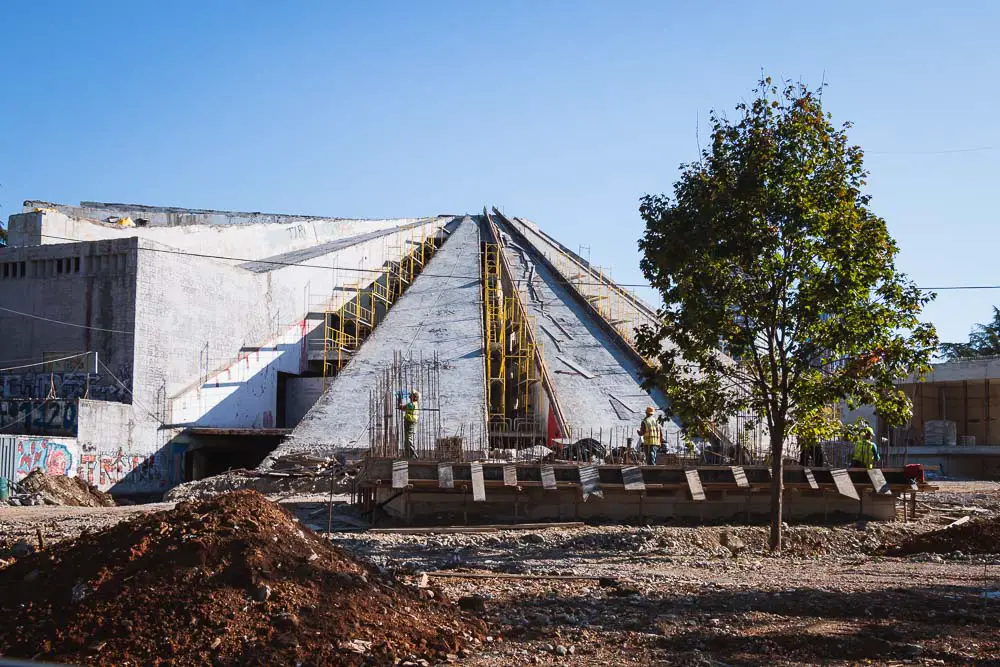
638, 406, 662, 466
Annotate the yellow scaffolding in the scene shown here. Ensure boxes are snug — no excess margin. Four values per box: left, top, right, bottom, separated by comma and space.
483, 243, 506, 424
322, 231, 440, 382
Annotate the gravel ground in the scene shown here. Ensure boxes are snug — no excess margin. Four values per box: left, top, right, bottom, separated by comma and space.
1, 481, 999, 665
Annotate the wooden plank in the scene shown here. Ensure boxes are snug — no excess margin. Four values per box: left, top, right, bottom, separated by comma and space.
470, 461, 486, 502
987, 378, 992, 445
438, 462, 454, 489
579, 465, 603, 499
621, 466, 645, 491
391, 460, 409, 489
426, 572, 613, 582
372, 521, 586, 535
831, 468, 860, 500
731, 466, 749, 488
557, 355, 597, 379
540, 465, 557, 490
803, 467, 819, 490
685, 469, 706, 501
503, 464, 518, 487
867, 468, 891, 494
945, 516, 971, 529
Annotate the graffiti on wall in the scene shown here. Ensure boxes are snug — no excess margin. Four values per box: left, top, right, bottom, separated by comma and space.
79, 449, 167, 490
14, 436, 78, 480
0, 399, 78, 436
0, 368, 131, 401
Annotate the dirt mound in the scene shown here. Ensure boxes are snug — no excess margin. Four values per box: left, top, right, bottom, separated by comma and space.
883, 516, 1000, 555
0, 490, 483, 665
14, 470, 115, 507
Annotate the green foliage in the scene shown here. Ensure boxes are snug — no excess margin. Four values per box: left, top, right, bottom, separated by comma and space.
939, 306, 1000, 360
636, 78, 937, 547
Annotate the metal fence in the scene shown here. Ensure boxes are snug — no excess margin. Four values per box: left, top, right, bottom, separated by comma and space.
0, 435, 17, 486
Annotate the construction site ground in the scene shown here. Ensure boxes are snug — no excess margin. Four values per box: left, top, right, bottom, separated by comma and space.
2, 480, 999, 665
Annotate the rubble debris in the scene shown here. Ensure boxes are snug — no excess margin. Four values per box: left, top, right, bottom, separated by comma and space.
0, 490, 484, 666
883, 515, 1000, 555
5, 470, 115, 507
164, 454, 358, 502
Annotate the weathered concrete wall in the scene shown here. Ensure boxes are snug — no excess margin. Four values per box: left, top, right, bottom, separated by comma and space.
275, 217, 486, 460
162, 219, 448, 429
904, 358, 1000, 384
0, 238, 138, 402
75, 399, 185, 494
10, 206, 435, 264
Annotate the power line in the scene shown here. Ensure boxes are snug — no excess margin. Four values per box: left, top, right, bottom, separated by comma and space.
34, 232, 655, 288
0, 352, 92, 372
0, 306, 134, 334
22, 232, 1000, 294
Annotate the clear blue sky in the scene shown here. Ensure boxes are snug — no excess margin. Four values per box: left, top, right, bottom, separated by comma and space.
1, 1, 997, 346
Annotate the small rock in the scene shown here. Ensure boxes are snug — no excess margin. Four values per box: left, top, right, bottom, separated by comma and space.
252, 584, 272, 601
340, 638, 372, 654
458, 595, 487, 613
11, 540, 34, 559
899, 643, 923, 657
272, 612, 299, 631
568, 645, 576, 655
523, 533, 546, 544
555, 644, 568, 656
71, 581, 90, 603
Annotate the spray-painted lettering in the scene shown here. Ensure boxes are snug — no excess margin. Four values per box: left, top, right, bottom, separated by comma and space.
79, 450, 165, 490
0, 399, 78, 436
0, 369, 131, 401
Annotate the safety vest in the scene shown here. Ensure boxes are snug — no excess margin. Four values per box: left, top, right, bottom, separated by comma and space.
852, 439, 874, 468
641, 415, 661, 446
405, 401, 420, 424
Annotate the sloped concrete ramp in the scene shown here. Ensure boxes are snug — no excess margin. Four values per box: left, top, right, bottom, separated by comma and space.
265, 217, 485, 463
498, 229, 683, 451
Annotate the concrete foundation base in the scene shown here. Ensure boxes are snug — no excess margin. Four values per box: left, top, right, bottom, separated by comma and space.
898, 446, 1000, 480
373, 485, 899, 524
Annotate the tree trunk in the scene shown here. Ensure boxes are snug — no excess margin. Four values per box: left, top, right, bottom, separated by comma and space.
768, 430, 785, 551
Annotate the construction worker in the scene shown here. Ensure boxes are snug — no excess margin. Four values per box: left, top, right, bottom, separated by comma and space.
638, 407, 662, 465
397, 390, 420, 458
850, 425, 880, 469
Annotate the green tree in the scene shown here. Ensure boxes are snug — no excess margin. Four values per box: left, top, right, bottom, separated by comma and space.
939, 307, 1000, 359
636, 78, 938, 551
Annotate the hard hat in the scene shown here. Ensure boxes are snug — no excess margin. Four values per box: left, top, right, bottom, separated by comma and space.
410, 391, 420, 400
645, 406, 655, 415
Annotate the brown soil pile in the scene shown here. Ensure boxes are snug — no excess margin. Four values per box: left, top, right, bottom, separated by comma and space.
0, 490, 484, 665
884, 516, 1000, 555
17, 470, 115, 507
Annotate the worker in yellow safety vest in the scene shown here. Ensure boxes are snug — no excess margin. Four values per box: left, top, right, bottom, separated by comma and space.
638, 406, 662, 466
397, 390, 420, 458
850, 425, 880, 469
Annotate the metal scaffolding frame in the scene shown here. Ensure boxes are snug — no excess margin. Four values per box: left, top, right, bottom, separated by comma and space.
322, 233, 441, 381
